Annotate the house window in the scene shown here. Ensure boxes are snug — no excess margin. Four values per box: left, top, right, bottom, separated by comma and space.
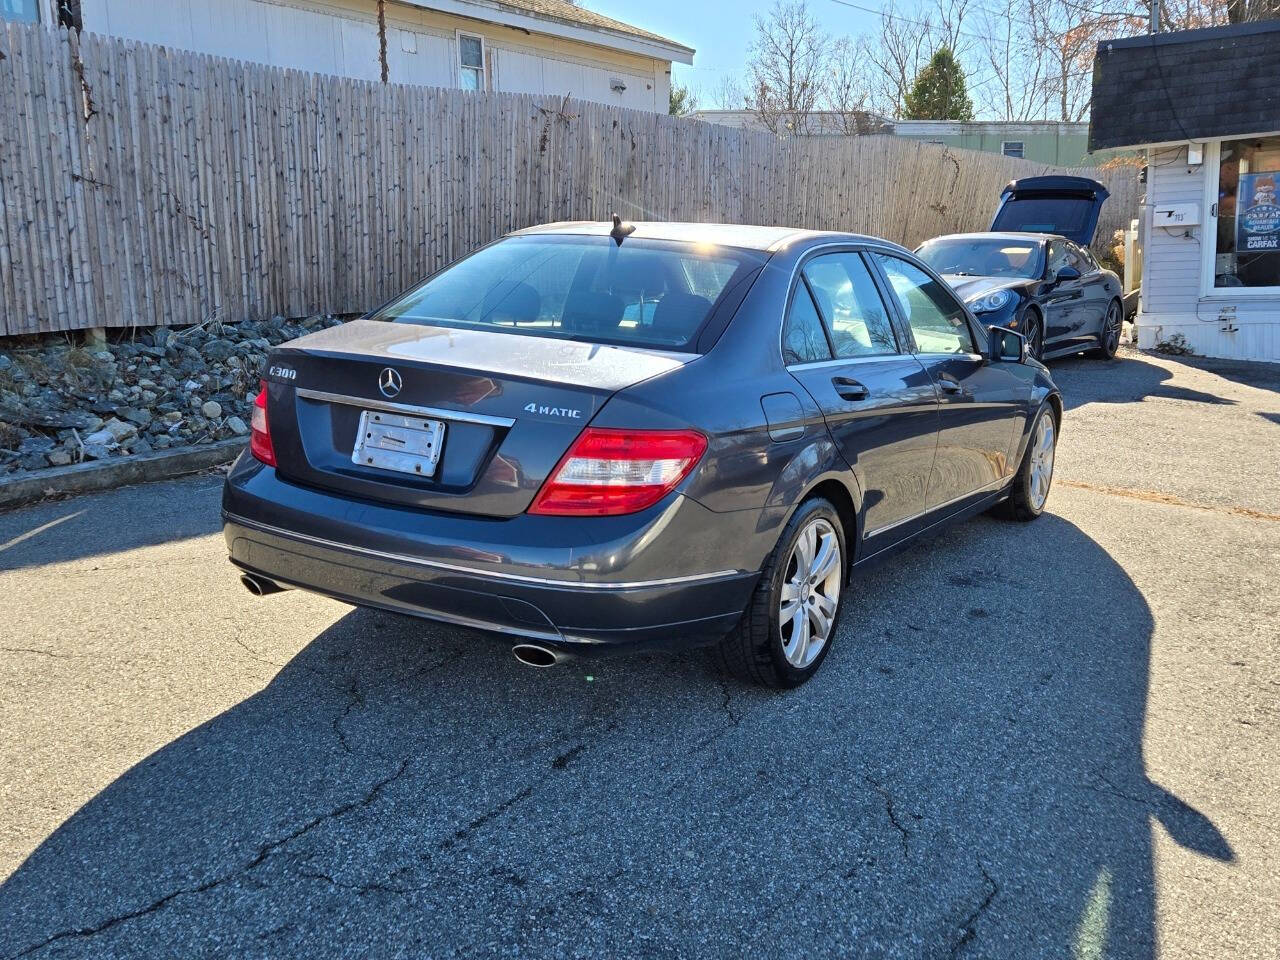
0, 0, 39, 22
457, 32, 486, 91
1213, 135, 1280, 290
1002, 141, 1025, 159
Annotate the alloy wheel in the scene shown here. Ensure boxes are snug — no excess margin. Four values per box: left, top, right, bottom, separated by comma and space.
1026, 311, 1043, 361
1028, 413, 1056, 511
1104, 302, 1122, 354
779, 518, 842, 668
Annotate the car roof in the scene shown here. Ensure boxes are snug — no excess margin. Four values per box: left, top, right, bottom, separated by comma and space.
921, 231, 1057, 244
509, 221, 908, 254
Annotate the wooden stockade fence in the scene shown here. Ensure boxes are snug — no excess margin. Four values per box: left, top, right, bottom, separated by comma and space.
0, 22, 1139, 338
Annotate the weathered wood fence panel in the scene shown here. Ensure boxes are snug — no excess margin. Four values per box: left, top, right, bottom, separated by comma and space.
0, 22, 1139, 337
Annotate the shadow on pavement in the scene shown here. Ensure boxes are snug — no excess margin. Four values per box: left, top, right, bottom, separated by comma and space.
0, 514, 1233, 959
1049, 354, 1241, 411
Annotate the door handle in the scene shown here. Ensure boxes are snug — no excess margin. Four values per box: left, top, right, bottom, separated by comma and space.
832, 376, 869, 401
938, 378, 963, 395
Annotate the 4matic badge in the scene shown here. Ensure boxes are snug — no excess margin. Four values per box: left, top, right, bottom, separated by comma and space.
523, 402, 582, 419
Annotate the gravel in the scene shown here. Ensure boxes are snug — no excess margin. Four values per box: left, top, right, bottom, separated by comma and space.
0, 315, 343, 475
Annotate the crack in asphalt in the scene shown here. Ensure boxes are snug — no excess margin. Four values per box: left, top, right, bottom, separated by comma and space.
948, 862, 999, 958
438, 786, 535, 852
1058, 479, 1280, 523
5, 759, 411, 960
863, 775, 912, 859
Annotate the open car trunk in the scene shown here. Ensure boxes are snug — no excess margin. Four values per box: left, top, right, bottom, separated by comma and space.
990, 175, 1110, 246
262, 319, 694, 517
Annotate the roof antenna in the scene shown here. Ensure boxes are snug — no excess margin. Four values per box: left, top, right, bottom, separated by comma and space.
609, 212, 635, 246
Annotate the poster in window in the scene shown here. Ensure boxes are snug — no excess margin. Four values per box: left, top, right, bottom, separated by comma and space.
1237, 172, 1280, 252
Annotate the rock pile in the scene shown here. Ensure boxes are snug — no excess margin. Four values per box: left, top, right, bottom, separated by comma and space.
0, 315, 344, 475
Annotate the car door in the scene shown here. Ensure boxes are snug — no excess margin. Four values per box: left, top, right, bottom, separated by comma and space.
782, 250, 940, 544
869, 251, 1027, 515
1042, 239, 1086, 348
1069, 242, 1111, 341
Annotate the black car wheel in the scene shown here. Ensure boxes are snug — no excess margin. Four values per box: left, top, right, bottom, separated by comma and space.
714, 497, 847, 689
1021, 306, 1044, 362
997, 405, 1057, 522
1091, 299, 1123, 359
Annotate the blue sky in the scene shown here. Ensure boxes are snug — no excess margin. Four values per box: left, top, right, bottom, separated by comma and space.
585, 0, 880, 104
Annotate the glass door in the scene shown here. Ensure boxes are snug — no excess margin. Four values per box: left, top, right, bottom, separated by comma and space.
1206, 136, 1280, 295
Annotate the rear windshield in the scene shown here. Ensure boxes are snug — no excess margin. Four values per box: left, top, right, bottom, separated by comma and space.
991, 197, 1090, 237
371, 235, 766, 351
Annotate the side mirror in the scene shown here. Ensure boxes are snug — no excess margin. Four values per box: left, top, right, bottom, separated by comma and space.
1054, 265, 1081, 283
987, 325, 1026, 363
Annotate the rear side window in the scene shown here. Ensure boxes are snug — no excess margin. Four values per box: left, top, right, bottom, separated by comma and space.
372, 235, 765, 352
782, 284, 832, 364
802, 253, 899, 358
873, 254, 977, 355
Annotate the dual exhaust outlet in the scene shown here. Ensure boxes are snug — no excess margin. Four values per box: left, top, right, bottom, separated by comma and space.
239, 573, 564, 668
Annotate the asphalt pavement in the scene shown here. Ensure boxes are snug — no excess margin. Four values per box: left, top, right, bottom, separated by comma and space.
0, 347, 1276, 959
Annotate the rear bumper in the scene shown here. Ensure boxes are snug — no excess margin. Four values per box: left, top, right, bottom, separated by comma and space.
222, 455, 762, 656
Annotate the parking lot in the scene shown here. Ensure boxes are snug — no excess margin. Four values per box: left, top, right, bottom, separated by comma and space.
1, 347, 1277, 959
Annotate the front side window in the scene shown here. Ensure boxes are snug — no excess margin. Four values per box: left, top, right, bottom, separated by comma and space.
0, 0, 39, 22
801, 253, 898, 358
1046, 240, 1071, 278
372, 235, 764, 351
873, 254, 976, 355
1214, 135, 1280, 289
458, 33, 485, 91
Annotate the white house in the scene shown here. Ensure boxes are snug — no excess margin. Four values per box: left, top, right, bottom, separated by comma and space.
5, 0, 692, 113
1090, 21, 1280, 363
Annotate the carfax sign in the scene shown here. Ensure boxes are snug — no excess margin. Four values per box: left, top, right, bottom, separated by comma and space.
1238, 172, 1280, 252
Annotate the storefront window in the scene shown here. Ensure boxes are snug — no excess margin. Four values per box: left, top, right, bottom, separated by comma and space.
0, 0, 40, 23
1215, 135, 1280, 289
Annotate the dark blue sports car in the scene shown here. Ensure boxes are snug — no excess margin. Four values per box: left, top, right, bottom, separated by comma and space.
224, 220, 1061, 687
916, 176, 1125, 361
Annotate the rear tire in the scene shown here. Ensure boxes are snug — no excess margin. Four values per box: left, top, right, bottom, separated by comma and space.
997, 405, 1057, 522
714, 497, 847, 689
1091, 299, 1123, 359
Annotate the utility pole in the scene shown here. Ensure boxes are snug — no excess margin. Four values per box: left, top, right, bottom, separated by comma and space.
1150, 0, 1160, 32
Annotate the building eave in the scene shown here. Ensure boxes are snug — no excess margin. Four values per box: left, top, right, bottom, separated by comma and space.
400, 0, 695, 64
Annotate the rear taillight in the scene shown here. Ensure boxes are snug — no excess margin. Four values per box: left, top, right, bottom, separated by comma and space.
529, 427, 707, 516
249, 380, 276, 466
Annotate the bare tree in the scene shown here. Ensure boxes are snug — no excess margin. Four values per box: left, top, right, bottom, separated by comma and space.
862, 0, 974, 118
863, 3, 935, 117
823, 37, 884, 133
745, 0, 830, 135
977, 0, 1050, 120
709, 73, 747, 110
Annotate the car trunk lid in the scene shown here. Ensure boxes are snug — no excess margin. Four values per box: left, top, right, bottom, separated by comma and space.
263, 319, 694, 517
990, 175, 1110, 246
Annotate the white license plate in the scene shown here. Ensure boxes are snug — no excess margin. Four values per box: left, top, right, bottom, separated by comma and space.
351, 410, 445, 477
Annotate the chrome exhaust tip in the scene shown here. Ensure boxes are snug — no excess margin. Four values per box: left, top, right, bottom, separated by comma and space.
240, 573, 287, 596
512, 644, 560, 668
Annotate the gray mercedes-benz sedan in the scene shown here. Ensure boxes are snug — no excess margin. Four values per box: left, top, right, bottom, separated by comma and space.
223, 220, 1061, 687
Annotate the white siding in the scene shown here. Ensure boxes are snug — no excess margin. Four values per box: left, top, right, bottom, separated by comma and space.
494, 47, 662, 113
1140, 148, 1205, 316
1136, 145, 1280, 363
79, 0, 668, 110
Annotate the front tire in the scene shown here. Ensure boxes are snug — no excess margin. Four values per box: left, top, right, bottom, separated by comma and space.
1091, 299, 1123, 359
998, 405, 1058, 521
714, 498, 846, 689
1022, 306, 1045, 362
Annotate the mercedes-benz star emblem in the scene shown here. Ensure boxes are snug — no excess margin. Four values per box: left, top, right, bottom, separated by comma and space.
378, 367, 402, 399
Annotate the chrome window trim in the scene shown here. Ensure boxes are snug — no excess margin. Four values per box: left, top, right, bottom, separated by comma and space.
295, 388, 516, 428
785, 354, 915, 372
223, 512, 744, 590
